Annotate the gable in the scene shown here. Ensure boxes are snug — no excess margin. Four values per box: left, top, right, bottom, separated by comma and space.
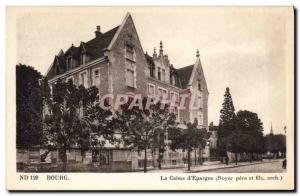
108, 13, 145, 55
107, 13, 149, 95
188, 58, 209, 93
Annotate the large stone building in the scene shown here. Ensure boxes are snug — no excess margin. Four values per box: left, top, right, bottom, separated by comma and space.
18, 13, 210, 172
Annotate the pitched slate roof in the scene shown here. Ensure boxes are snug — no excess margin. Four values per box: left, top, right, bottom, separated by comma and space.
65, 45, 81, 60
175, 65, 194, 89
46, 25, 120, 79
84, 25, 120, 60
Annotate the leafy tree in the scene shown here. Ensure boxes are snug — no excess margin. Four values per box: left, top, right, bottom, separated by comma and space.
265, 133, 286, 158
113, 97, 177, 173
43, 79, 113, 171
168, 119, 208, 171
217, 87, 236, 158
16, 64, 45, 147
275, 134, 286, 157
235, 110, 264, 162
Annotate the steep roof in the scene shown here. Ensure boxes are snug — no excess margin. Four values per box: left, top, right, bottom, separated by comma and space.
46, 25, 120, 79
84, 25, 120, 60
175, 65, 194, 89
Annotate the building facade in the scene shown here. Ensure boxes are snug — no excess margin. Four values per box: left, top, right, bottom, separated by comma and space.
22, 13, 210, 171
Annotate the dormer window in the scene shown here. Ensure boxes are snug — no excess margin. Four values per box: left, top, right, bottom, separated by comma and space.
66, 56, 72, 69
170, 74, 176, 85
173, 75, 176, 85
81, 53, 86, 65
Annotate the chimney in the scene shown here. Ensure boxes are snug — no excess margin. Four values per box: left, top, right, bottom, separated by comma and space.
95, 25, 102, 37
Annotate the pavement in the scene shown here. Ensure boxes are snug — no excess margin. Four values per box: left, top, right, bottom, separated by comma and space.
136, 159, 284, 173
202, 160, 285, 173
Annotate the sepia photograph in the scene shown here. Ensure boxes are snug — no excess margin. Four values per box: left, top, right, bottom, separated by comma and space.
6, 6, 294, 190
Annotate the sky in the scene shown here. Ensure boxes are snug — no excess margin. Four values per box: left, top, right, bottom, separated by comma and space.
13, 7, 293, 135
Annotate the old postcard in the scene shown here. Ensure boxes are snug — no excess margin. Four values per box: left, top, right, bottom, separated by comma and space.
6, 6, 294, 190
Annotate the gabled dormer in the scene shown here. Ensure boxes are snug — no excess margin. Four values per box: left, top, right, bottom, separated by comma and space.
79, 42, 87, 65
45, 50, 67, 79
64, 44, 81, 69
146, 41, 173, 84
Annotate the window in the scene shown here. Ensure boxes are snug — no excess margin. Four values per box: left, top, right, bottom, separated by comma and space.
66, 56, 72, 69
79, 71, 88, 88
170, 74, 176, 85
198, 80, 202, 91
149, 65, 155, 78
126, 69, 134, 87
158, 67, 161, 80
148, 84, 155, 95
172, 75, 176, 85
170, 91, 179, 103
198, 96, 203, 109
138, 160, 145, 168
162, 69, 166, 81
125, 45, 135, 62
92, 68, 100, 86
172, 160, 177, 165
125, 60, 136, 88
81, 53, 86, 65
49, 84, 53, 95
158, 87, 168, 97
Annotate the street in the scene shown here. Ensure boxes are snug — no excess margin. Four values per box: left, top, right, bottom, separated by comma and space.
136, 159, 286, 173
201, 160, 285, 173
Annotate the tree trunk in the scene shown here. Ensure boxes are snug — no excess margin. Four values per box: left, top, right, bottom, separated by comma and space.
187, 149, 191, 171
199, 148, 203, 165
158, 161, 161, 169
151, 149, 156, 168
194, 150, 197, 166
144, 138, 147, 173
235, 152, 238, 165
62, 147, 67, 172
249, 152, 252, 163
158, 150, 162, 170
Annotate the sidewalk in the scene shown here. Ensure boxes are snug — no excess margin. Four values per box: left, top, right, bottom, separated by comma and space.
185, 159, 282, 173
138, 159, 282, 173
